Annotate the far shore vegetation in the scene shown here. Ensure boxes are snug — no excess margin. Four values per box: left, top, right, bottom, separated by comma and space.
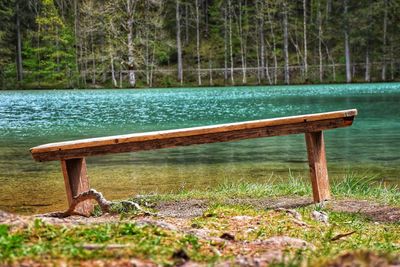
1, 0, 399, 90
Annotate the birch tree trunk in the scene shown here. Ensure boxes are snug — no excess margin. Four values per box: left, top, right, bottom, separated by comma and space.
110, 52, 118, 87
255, 21, 261, 84
145, 29, 150, 86
127, 0, 136, 88
238, 0, 246, 84
303, 0, 308, 81
267, 5, 278, 84
195, 0, 202, 86
91, 31, 96, 85
365, 48, 370, 82
176, 0, 183, 85
16, 1, 23, 82
324, 42, 336, 81
344, 0, 351, 83
318, 1, 323, 82
74, 0, 79, 79
283, 1, 290, 85
258, 0, 265, 81
224, 5, 228, 83
150, 36, 156, 87
228, 0, 234, 85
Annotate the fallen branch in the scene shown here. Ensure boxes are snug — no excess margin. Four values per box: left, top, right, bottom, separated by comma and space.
330, 231, 356, 241
61, 189, 157, 217
65, 189, 112, 216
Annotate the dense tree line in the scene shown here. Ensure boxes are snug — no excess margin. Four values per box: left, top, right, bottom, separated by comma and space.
0, 0, 399, 89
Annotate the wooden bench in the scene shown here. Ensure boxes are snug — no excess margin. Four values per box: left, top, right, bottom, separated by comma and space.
30, 109, 357, 215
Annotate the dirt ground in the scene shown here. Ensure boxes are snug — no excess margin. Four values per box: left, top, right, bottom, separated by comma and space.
154, 197, 400, 223
1, 196, 399, 226
1, 197, 399, 267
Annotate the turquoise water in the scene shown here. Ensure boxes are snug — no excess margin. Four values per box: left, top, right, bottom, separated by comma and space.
0, 83, 399, 213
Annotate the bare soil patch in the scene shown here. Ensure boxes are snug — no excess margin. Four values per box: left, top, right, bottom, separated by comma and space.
224, 196, 314, 209
153, 197, 400, 223
329, 199, 400, 223
154, 199, 208, 218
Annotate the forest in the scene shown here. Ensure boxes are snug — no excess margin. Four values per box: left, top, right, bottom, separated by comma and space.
0, 0, 399, 89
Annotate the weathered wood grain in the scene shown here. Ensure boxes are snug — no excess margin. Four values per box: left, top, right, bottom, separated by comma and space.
61, 158, 93, 215
31, 109, 357, 162
305, 131, 330, 202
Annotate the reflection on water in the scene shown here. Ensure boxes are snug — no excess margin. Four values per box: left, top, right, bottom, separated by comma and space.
0, 83, 399, 214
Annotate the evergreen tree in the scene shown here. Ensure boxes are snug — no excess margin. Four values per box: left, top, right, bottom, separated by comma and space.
23, 0, 76, 87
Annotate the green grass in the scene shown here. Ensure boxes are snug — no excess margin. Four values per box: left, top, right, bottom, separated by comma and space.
146, 172, 400, 206
190, 204, 400, 265
1, 173, 399, 266
0, 220, 218, 265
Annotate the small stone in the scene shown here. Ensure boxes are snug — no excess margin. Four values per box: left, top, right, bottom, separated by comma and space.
311, 210, 329, 224
220, 233, 235, 241
232, 215, 253, 221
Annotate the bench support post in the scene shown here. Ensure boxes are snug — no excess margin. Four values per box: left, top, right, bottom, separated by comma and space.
305, 131, 331, 202
61, 158, 93, 215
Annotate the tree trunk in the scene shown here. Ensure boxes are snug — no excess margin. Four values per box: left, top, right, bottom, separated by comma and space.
209, 53, 213, 86
283, 2, 290, 85
91, 31, 96, 85
267, 4, 278, 84
228, 0, 234, 85
83, 34, 88, 86
176, 0, 183, 85
56, 27, 60, 72
150, 35, 156, 88
324, 42, 336, 81
16, 1, 23, 82
149, 23, 157, 88
185, 4, 189, 45
390, 41, 394, 80
318, 1, 323, 82
223, 4, 228, 83
255, 22, 261, 84
195, 0, 202, 86
303, 0, 308, 81
204, 0, 209, 36
145, 30, 150, 86
344, 0, 351, 83
127, 0, 136, 88
365, 48, 370, 82
110, 53, 117, 87
74, 0, 80, 84
259, 0, 265, 81
381, 0, 388, 81
238, 0, 246, 84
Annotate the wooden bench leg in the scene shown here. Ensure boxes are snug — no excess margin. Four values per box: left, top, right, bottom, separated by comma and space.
305, 131, 331, 202
61, 158, 94, 215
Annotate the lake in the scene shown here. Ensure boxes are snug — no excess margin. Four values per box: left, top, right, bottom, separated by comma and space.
1, 83, 399, 214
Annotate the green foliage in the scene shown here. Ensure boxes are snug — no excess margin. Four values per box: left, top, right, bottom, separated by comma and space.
1, 0, 400, 88
22, 0, 77, 88
0, 225, 24, 260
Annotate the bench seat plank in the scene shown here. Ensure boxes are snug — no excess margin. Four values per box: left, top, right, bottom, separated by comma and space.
31, 109, 357, 162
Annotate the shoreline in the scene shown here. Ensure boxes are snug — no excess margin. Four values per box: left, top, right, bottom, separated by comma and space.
2, 81, 400, 91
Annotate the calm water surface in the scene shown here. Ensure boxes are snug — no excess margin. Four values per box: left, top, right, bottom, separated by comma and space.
1, 83, 399, 214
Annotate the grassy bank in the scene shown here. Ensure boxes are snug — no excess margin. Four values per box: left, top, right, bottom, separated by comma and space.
148, 172, 400, 206
1, 174, 399, 266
